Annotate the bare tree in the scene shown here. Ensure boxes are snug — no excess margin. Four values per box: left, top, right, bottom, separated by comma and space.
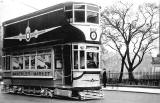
101, 2, 159, 83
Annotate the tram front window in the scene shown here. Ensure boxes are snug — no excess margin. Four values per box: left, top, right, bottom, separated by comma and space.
65, 4, 99, 24
74, 11, 85, 22
87, 5, 99, 24
87, 52, 99, 68
87, 11, 99, 24
74, 4, 85, 22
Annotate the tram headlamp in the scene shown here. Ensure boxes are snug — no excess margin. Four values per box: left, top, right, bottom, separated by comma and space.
90, 31, 97, 40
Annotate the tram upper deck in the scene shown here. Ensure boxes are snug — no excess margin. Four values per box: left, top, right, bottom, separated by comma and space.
3, 2, 101, 50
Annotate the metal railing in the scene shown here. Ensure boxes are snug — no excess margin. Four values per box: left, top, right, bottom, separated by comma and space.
105, 72, 160, 87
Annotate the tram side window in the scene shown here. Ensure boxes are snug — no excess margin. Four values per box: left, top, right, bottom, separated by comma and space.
87, 52, 99, 68
31, 55, 35, 69
19, 56, 23, 69
37, 54, 51, 69
24, 56, 29, 69
37, 55, 44, 69
73, 51, 78, 69
4, 56, 11, 70
65, 5, 72, 10
12, 57, 20, 70
37, 49, 51, 69
65, 5, 73, 23
6, 56, 10, 70
2, 57, 6, 70
45, 54, 51, 69
65, 11, 73, 23
80, 51, 85, 69
55, 59, 62, 69
54, 46, 63, 69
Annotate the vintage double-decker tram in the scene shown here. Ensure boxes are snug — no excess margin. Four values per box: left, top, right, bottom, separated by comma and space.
2, 2, 103, 100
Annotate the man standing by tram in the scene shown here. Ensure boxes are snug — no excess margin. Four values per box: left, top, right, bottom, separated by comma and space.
102, 69, 107, 87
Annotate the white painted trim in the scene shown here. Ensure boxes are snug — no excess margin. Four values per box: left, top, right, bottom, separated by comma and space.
4, 8, 64, 26
11, 76, 53, 78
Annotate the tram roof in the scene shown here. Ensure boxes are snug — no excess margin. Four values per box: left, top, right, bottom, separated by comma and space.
3, 2, 98, 26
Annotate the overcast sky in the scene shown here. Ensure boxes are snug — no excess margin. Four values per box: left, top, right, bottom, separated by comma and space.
0, 0, 159, 22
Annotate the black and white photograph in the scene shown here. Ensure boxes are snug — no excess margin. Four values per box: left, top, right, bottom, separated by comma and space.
0, 0, 159, 103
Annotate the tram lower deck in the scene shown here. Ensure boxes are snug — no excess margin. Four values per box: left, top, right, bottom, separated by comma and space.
2, 43, 103, 100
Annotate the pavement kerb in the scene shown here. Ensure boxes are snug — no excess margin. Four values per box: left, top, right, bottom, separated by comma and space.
102, 86, 160, 94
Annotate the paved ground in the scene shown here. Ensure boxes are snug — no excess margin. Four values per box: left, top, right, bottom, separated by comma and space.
0, 84, 160, 103
0, 90, 160, 103
102, 86, 160, 94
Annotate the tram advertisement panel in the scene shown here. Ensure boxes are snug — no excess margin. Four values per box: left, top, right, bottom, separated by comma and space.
11, 71, 53, 77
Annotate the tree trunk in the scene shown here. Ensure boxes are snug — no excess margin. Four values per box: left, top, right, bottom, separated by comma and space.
128, 70, 134, 81
118, 58, 125, 83
128, 70, 138, 85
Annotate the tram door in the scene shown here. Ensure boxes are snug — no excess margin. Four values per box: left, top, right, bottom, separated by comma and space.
54, 46, 63, 86
63, 45, 72, 85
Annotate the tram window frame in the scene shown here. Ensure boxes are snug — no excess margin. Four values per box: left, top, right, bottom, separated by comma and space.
65, 5, 73, 10
87, 11, 99, 24
54, 46, 63, 69
65, 11, 73, 23
19, 56, 23, 70
74, 4, 85, 23
74, 5, 85, 9
24, 56, 30, 69
23, 50, 36, 70
73, 50, 78, 69
11, 51, 23, 70
6, 56, 11, 70
73, 45, 85, 70
2, 56, 6, 70
55, 59, 62, 69
66, 4, 99, 24
31, 55, 36, 69
87, 5, 99, 12
86, 5, 99, 24
65, 5, 73, 23
3, 55, 11, 70
44, 54, 51, 69
86, 52, 99, 69
12, 56, 20, 70
80, 50, 85, 69
37, 49, 52, 69
74, 10, 85, 22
